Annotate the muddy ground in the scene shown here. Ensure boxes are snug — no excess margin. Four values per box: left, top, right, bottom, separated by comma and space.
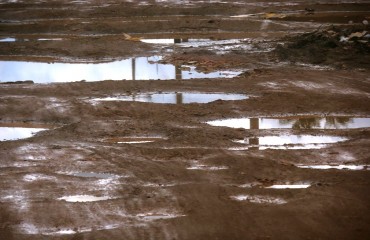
0, 0, 370, 239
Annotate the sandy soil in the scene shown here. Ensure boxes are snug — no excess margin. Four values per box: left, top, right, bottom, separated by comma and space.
0, 1, 370, 239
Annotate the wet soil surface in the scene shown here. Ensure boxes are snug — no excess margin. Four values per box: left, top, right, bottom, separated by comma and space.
1, 1, 370, 240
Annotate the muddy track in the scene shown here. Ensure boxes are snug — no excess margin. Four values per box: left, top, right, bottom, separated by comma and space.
1, 1, 370, 240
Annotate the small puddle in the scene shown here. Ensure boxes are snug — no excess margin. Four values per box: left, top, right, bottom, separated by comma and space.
0, 56, 241, 83
92, 92, 248, 104
0, 37, 16, 42
231, 194, 287, 204
297, 165, 370, 170
136, 212, 185, 221
186, 165, 229, 170
232, 135, 348, 150
0, 123, 50, 141
207, 116, 370, 129
104, 136, 164, 144
58, 195, 114, 202
266, 184, 311, 189
69, 172, 119, 179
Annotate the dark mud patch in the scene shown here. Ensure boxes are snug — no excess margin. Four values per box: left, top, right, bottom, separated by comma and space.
275, 26, 370, 69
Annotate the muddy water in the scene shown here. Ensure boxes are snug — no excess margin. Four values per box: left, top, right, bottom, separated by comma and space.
232, 135, 348, 150
207, 116, 370, 129
92, 92, 248, 104
0, 127, 48, 141
0, 56, 241, 83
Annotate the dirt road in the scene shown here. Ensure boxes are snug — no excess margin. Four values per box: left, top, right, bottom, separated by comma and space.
0, 1, 370, 239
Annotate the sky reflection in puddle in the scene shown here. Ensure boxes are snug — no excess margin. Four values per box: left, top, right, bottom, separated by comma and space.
93, 92, 248, 104
231, 195, 287, 204
0, 56, 241, 83
266, 184, 311, 189
297, 165, 370, 170
207, 116, 370, 130
58, 195, 114, 202
232, 135, 348, 150
0, 127, 48, 141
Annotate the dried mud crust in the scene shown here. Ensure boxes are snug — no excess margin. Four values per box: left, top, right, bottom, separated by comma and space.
275, 25, 370, 69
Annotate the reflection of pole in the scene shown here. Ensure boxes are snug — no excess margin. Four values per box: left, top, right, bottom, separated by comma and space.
250, 118, 259, 130
131, 58, 136, 80
182, 38, 189, 42
175, 65, 182, 80
174, 39, 181, 43
249, 118, 259, 150
176, 93, 183, 104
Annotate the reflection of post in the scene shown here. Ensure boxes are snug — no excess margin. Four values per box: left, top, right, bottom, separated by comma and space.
175, 65, 182, 80
250, 118, 259, 130
131, 58, 136, 80
249, 118, 259, 150
182, 38, 189, 42
174, 39, 181, 43
176, 93, 183, 104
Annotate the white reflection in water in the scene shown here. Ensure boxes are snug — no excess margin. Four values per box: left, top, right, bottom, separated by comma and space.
58, 195, 113, 202
297, 165, 370, 170
0, 127, 47, 141
0, 56, 240, 83
266, 184, 311, 189
231, 194, 287, 204
207, 117, 370, 129
92, 92, 248, 104
232, 135, 348, 150
0, 37, 16, 42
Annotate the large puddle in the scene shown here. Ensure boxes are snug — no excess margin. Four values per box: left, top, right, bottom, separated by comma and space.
207, 116, 370, 130
0, 123, 50, 141
92, 92, 248, 104
232, 135, 348, 150
0, 56, 241, 83
297, 165, 370, 170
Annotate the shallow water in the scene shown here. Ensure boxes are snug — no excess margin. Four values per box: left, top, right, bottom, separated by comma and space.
266, 184, 311, 189
207, 116, 370, 129
297, 165, 370, 170
0, 127, 48, 141
92, 92, 248, 104
231, 194, 287, 204
232, 135, 348, 150
0, 56, 241, 83
58, 195, 113, 202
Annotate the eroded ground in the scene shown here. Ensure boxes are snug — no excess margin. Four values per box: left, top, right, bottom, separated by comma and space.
1, 0, 370, 239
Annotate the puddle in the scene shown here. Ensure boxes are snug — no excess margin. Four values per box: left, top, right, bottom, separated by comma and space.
0, 124, 49, 141
0, 37, 16, 42
23, 174, 56, 182
207, 116, 370, 130
136, 212, 185, 221
58, 195, 114, 202
297, 165, 370, 170
104, 136, 164, 144
0, 56, 241, 83
231, 195, 287, 204
186, 165, 229, 170
92, 92, 248, 104
266, 184, 311, 189
232, 135, 348, 150
68, 172, 119, 179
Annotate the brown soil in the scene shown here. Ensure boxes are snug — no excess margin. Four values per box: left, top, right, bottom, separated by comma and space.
0, 1, 370, 240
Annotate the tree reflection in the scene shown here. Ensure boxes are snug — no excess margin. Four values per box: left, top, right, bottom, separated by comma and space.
279, 117, 352, 129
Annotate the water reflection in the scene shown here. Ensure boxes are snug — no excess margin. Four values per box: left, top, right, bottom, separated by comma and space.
0, 127, 48, 141
232, 135, 348, 150
0, 56, 241, 83
207, 116, 370, 129
92, 92, 248, 104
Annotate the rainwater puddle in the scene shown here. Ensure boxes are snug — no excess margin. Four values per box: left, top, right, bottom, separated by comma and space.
186, 165, 229, 171
0, 123, 50, 141
58, 195, 114, 202
104, 136, 165, 144
0, 37, 16, 42
0, 56, 241, 83
207, 116, 370, 130
136, 212, 185, 221
231, 195, 287, 205
68, 172, 119, 179
266, 184, 311, 189
92, 92, 248, 104
297, 165, 370, 171
232, 135, 348, 150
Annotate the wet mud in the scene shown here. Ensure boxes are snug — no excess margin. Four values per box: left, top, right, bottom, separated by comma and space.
0, 1, 370, 240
